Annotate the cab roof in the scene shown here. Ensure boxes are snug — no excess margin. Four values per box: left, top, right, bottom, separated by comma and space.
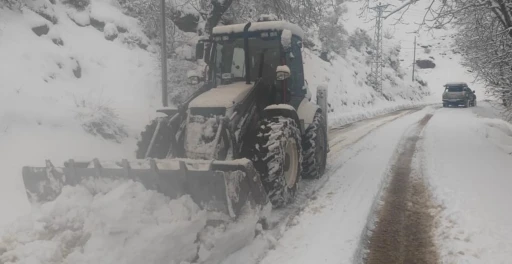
212, 21, 304, 39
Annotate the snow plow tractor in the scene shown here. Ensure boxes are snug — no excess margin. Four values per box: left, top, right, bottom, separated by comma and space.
22, 18, 328, 219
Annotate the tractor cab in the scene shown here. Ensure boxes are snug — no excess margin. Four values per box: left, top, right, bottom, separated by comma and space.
194, 19, 306, 108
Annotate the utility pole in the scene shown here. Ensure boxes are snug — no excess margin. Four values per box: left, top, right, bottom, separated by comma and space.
369, 0, 417, 92
412, 36, 416, 81
160, 0, 168, 107
370, 2, 389, 93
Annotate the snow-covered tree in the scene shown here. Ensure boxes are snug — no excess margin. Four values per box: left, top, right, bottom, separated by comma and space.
430, 0, 512, 113
448, 1, 511, 112
364, 0, 512, 113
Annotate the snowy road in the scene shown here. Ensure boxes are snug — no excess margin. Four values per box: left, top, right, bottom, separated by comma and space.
224, 106, 432, 264
232, 102, 512, 264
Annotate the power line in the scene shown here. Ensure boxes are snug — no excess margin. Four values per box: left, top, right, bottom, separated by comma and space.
369, 0, 417, 92
369, 3, 389, 92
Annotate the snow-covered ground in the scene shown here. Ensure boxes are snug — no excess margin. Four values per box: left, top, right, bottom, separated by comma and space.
0, 2, 160, 227
3, 0, 512, 263
421, 102, 512, 263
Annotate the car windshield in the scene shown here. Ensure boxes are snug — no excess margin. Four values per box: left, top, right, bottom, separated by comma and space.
214, 37, 280, 83
445, 86, 464, 92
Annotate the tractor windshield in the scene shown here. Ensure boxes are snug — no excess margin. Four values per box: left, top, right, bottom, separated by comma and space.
214, 37, 280, 84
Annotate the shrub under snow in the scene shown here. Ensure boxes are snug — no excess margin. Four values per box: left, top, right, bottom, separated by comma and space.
74, 97, 129, 143
103, 22, 118, 41
61, 0, 90, 11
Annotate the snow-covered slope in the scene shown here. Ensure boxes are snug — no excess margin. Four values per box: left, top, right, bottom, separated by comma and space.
303, 46, 428, 127
0, 0, 160, 226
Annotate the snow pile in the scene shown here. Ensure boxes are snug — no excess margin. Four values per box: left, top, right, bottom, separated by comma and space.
0, 181, 207, 264
185, 115, 221, 159
280, 29, 292, 50
0, 179, 265, 264
212, 21, 304, 39
478, 118, 512, 154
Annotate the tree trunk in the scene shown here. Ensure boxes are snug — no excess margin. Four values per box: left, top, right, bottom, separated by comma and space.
203, 0, 234, 63
205, 0, 234, 36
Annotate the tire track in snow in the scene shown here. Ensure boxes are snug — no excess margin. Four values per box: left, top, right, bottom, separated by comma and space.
268, 108, 423, 229
363, 113, 440, 264
223, 107, 425, 264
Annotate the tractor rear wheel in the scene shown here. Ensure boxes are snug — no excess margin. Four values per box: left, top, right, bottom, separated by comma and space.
135, 118, 172, 159
302, 111, 328, 179
253, 116, 302, 208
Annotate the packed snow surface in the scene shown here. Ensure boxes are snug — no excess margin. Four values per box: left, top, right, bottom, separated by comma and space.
212, 21, 304, 39
225, 107, 437, 264
188, 82, 253, 109
265, 104, 295, 111
421, 102, 512, 263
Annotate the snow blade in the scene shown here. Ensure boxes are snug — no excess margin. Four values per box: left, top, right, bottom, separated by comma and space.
22, 158, 269, 218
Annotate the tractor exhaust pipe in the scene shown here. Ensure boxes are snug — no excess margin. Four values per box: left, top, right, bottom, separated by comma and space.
160, 0, 168, 107
243, 22, 252, 84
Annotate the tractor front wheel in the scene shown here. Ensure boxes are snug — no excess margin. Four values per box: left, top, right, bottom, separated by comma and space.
253, 116, 302, 208
135, 118, 172, 159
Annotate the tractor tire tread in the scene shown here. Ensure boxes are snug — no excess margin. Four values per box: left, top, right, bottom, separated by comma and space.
253, 116, 302, 208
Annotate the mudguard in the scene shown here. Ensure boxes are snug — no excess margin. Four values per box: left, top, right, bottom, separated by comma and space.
263, 104, 302, 132
297, 98, 320, 128
316, 84, 328, 131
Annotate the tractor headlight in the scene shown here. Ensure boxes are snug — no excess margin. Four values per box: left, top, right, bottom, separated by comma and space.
189, 77, 200, 85
187, 70, 201, 85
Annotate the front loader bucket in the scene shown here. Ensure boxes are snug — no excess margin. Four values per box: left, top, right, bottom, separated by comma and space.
22, 158, 269, 218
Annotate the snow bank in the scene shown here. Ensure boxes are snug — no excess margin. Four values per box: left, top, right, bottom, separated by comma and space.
0, 179, 267, 264
0, 181, 207, 264
478, 118, 512, 154
421, 107, 512, 263
213, 21, 304, 39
